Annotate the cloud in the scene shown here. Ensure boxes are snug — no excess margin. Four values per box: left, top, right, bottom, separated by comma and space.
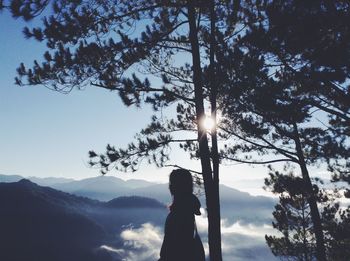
101, 223, 163, 261
101, 211, 278, 261
120, 223, 163, 260
219, 221, 278, 261
100, 245, 125, 255
195, 211, 278, 260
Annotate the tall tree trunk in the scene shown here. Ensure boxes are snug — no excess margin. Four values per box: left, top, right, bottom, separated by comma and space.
187, 2, 223, 261
293, 122, 327, 261
209, 0, 223, 260
301, 196, 310, 261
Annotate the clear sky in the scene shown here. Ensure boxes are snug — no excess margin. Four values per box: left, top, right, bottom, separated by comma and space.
0, 11, 326, 196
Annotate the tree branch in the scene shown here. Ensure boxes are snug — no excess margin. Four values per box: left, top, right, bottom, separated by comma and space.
90, 82, 195, 103
164, 164, 202, 175
221, 156, 297, 165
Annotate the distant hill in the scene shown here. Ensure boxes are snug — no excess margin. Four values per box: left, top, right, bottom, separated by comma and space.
0, 174, 157, 200
28, 176, 75, 186
50, 176, 156, 201
0, 179, 167, 261
124, 178, 155, 189
129, 183, 276, 224
0, 174, 75, 185
50, 175, 275, 224
0, 174, 23, 183
106, 196, 165, 208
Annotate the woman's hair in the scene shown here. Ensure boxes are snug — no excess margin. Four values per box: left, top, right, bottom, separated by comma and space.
169, 168, 193, 196
168, 169, 201, 215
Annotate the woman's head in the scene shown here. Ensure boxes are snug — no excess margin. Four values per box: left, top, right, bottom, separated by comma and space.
169, 169, 201, 215
169, 169, 193, 197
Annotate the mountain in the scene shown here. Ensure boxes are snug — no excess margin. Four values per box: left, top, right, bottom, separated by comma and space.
106, 196, 165, 208
0, 174, 157, 200
52, 175, 275, 224
51, 176, 157, 201
128, 183, 276, 224
124, 178, 155, 189
51, 176, 129, 200
219, 184, 276, 224
0, 179, 108, 261
0, 174, 276, 223
0, 179, 167, 261
0, 174, 75, 186
0, 174, 23, 183
28, 176, 75, 186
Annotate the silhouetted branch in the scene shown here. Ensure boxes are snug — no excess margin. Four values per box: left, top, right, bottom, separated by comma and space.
220, 126, 299, 161
164, 164, 202, 175
90, 82, 195, 103
221, 156, 297, 165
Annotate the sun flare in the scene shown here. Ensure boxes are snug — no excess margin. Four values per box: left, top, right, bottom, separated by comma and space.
202, 116, 216, 131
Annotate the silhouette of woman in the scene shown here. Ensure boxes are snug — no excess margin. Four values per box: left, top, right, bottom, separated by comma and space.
158, 169, 204, 261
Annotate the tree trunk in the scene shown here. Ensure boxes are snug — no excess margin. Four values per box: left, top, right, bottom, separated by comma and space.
187, 2, 223, 261
293, 122, 327, 261
209, 0, 223, 260
301, 196, 310, 261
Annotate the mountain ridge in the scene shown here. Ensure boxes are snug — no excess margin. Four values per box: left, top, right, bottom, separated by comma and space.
0, 174, 276, 224
0, 173, 274, 202
0, 179, 168, 261
0, 179, 110, 261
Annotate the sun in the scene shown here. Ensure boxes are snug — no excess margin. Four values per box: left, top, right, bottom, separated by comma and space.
201, 116, 216, 131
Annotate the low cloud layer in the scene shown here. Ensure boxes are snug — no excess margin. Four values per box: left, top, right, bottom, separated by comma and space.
100, 223, 163, 261
196, 212, 278, 261
101, 210, 278, 261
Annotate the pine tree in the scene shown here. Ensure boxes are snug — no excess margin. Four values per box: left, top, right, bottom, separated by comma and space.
265, 168, 350, 260
214, 1, 350, 259
215, 34, 329, 259
243, 0, 350, 190
0, 1, 246, 260
264, 170, 317, 260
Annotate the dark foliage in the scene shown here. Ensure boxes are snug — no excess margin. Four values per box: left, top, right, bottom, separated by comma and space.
264, 171, 317, 260
214, 1, 350, 260
265, 169, 350, 261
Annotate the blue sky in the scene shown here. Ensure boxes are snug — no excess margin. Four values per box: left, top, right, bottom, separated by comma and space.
1, 10, 325, 196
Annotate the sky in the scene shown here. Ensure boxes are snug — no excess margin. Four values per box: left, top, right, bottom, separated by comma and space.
0, 10, 327, 197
